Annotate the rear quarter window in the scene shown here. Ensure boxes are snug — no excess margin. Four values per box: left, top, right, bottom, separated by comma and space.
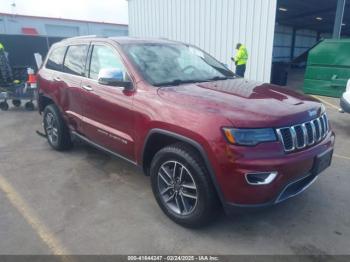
63, 45, 89, 76
46, 46, 66, 71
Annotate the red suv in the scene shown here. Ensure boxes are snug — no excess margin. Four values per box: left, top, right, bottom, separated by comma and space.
37, 36, 335, 227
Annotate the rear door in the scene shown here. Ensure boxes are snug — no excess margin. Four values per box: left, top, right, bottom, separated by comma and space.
80, 43, 135, 160
60, 44, 89, 133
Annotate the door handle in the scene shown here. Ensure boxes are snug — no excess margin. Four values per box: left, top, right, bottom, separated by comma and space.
82, 85, 93, 91
53, 76, 61, 81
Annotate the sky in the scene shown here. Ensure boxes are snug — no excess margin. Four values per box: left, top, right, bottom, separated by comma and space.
0, 0, 129, 24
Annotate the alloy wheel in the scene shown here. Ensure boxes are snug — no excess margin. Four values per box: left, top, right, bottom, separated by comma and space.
45, 112, 58, 144
157, 161, 198, 215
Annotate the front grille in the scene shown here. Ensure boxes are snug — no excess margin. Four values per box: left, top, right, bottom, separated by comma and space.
276, 114, 329, 152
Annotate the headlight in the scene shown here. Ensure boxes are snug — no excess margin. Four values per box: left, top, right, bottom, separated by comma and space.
223, 128, 277, 146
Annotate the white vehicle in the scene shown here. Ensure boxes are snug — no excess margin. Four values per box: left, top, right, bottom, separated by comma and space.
340, 80, 350, 113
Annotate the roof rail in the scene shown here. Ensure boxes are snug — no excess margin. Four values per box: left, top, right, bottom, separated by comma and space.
63, 35, 104, 41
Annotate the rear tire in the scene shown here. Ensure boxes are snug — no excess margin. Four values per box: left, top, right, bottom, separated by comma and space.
150, 143, 219, 228
43, 104, 72, 150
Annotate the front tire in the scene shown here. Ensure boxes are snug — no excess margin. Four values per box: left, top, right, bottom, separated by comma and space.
150, 143, 219, 228
43, 104, 72, 150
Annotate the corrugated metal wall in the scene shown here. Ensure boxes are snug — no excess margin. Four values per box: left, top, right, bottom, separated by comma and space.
128, 0, 277, 82
273, 25, 293, 62
273, 24, 332, 62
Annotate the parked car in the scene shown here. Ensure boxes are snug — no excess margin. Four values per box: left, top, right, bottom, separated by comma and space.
340, 80, 350, 113
37, 36, 335, 227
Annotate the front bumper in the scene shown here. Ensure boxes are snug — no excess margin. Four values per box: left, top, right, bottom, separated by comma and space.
212, 131, 335, 210
340, 95, 350, 113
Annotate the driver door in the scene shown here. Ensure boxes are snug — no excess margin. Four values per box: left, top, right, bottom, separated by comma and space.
81, 43, 135, 161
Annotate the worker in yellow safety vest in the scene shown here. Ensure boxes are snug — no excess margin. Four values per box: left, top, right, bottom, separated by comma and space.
0, 41, 14, 82
231, 43, 248, 77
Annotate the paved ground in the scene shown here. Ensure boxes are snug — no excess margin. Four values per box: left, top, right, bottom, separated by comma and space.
0, 96, 349, 255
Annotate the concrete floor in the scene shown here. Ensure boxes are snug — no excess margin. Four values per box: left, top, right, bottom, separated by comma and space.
0, 96, 349, 255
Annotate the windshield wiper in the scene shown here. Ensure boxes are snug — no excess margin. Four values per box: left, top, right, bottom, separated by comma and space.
155, 79, 200, 87
206, 76, 228, 81
155, 76, 234, 87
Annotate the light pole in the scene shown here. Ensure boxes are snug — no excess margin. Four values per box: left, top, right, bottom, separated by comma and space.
11, 1, 17, 15
333, 0, 346, 39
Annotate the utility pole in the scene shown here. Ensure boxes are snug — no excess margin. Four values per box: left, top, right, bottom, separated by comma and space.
290, 27, 297, 62
333, 0, 346, 39
11, 1, 16, 15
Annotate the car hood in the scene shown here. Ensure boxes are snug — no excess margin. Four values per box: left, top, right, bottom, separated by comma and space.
157, 78, 323, 128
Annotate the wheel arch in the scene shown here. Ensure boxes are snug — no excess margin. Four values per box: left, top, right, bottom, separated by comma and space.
141, 128, 225, 205
38, 93, 54, 113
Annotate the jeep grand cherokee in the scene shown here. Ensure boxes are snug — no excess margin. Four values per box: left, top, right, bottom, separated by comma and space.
37, 36, 335, 227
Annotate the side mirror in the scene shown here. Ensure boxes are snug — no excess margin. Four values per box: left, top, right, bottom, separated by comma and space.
98, 68, 133, 89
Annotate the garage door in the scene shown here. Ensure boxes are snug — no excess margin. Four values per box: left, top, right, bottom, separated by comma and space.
45, 24, 79, 37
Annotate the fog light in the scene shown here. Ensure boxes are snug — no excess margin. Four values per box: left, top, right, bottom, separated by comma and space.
245, 172, 278, 185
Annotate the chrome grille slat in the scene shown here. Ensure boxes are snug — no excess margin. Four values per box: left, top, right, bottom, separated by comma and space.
294, 125, 305, 149
276, 114, 329, 153
290, 126, 298, 149
320, 116, 326, 138
301, 124, 308, 148
310, 121, 316, 145
318, 118, 324, 138
314, 119, 321, 142
305, 122, 314, 145
322, 114, 328, 135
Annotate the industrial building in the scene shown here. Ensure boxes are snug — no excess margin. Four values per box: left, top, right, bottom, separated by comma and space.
0, 12, 128, 37
128, 0, 349, 83
0, 12, 128, 69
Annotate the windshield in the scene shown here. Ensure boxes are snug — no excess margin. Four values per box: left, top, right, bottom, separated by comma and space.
122, 43, 235, 86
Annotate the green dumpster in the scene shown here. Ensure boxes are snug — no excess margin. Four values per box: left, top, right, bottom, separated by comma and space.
304, 39, 350, 98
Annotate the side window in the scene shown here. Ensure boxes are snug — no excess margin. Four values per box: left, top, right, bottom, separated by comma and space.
63, 45, 88, 76
89, 45, 125, 80
46, 46, 66, 71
